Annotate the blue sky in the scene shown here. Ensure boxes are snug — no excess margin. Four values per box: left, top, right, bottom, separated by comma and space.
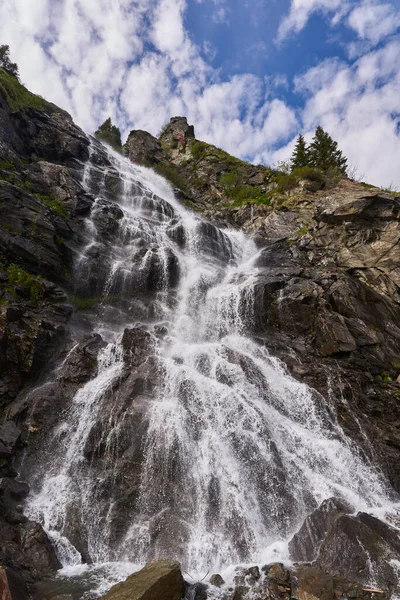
1, 0, 400, 187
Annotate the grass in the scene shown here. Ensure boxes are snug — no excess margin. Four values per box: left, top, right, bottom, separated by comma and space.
34, 193, 68, 219
69, 294, 119, 309
7, 264, 44, 300
0, 68, 65, 114
153, 162, 189, 195
94, 131, 122, 153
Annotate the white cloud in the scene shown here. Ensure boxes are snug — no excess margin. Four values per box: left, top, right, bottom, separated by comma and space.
294, 40, 400, 187
347, 1, 400, 45
0, 0, 399, 188
277, 0, 349, 42
0, 0, 297, 166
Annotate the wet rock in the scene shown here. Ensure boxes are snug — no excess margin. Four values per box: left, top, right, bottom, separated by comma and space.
191, 581, 208, 600
209, 574, 225, 587
263, 563, 291, 599
100, 559, 184, 600
291, 565, 334, 600
316, 512, 400, 591
231, 585, 249, 600
18, 522, 61, 576
289, 497, 353, 562
0, 565, 29, 600
245, 565, 260, 583
58, 334, 106, 383
0, 423, 21, 458
122, 328, 153, 368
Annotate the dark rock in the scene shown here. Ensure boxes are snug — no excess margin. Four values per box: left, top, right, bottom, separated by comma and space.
209, 574, 225, 587
317, 512, 400, 590
100, 560, 184, 600
231, 585, 249, 600
0, 423, 21, 458
121, 328, 154, 368
0, 565, 29, 600
245, 565, 260, 582
289, 497, 353, 562
18, 522, 61, 576
191, 581, 208, 600
57, 334, 106, 383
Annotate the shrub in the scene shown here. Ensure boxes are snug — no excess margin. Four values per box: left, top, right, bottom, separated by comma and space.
191, 141, 208, 160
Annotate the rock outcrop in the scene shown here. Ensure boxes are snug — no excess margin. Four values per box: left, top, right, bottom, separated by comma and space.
101, 560, 184, 600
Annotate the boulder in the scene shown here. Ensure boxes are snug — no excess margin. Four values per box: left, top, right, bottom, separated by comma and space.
18, 522, 61, 576
209, 573, 225, 587
289, 497, 353, 562
0, 423, 21, 458
100, 560, 184, 600
124, 130, 164, 166
316, 512, 400, 591
0, 566, 29, 600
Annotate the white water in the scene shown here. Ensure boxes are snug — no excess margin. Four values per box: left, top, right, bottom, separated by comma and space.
24, 142, 399, 594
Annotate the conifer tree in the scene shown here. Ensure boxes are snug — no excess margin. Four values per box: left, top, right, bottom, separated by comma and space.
0, 45, 19, 79
94, 118, 122, 152
309, 126, 347, 175
291, 135, 310, 169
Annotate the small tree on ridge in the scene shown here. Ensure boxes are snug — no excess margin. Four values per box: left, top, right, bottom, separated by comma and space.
94, 118, 122, 152
309, 126, 347, 175
291, 135, 310, 169
0, 45, 19, 79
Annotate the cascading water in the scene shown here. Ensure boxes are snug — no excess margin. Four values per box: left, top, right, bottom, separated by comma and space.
23, 140, 399, 594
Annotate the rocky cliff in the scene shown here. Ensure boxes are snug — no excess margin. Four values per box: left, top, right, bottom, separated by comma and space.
125, 116, 400, 490
0, 70, 400, 600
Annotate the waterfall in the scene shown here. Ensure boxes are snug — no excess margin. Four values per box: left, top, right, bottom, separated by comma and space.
23, 141, 397, 585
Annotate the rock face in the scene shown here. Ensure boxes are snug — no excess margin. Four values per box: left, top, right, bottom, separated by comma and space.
1, 69, 400, 600
289, 497, 353, 562
0, 566, 29, 600
101, 560, 184, 600
289, 499, 400, 596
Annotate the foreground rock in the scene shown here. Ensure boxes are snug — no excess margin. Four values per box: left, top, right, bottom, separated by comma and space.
208, 562, 387, 600
289, 498, 400, 596
0, 566, 29, 600
101, 560, 184, 600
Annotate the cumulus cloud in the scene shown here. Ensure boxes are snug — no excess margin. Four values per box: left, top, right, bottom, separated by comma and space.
347, 1, 400, 45
277, 0, 350, 42
0, 0, 298, 165
293, 40, 400, 187
0, 0, 399, 187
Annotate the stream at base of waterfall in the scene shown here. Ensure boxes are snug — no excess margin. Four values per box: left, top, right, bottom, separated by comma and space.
20, 141, 400, 598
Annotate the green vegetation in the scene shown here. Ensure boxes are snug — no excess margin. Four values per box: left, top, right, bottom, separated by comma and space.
34, 193, 67, 219
153, 162, 189, 194
0, 45, 19, 79
0, 159, 16, 172
291, 127, 347, 176
291, 135, 310, 169
69, 294, 119, 309
157, 123, 169, 138
0, 68, 62, 114
191, 140, 209, 160
94, 118, 122, 152
360, 182, 377, 190
7, 264, 44, 300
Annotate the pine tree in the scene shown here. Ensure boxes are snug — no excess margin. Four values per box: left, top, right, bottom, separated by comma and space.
309, 126, 347, 175
94, 118, 122, 152
291, 135, 310, 169
0, 45, 19, 79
